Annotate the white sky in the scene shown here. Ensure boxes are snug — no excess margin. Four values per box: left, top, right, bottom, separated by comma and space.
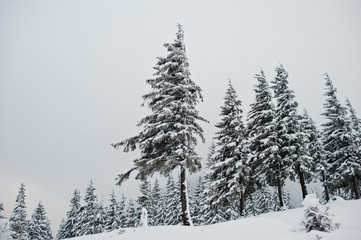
1, 0, 360, 234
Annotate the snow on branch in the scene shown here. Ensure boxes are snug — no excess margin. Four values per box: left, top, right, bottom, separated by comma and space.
115, 167, 137, 186
111, 135, 139, 152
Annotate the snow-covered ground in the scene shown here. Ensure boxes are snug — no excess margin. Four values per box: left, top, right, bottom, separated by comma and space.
69, 198, 361, 240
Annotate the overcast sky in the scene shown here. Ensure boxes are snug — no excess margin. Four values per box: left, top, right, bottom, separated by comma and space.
1, 0, 361, 234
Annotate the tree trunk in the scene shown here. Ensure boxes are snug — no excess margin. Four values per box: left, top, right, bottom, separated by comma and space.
180, 167, 192, 226
239, 191, 245, 217
352, 172, 360, 199
321, 170, 330, 202
296, 164, 308, 199
277, 176, 284, 208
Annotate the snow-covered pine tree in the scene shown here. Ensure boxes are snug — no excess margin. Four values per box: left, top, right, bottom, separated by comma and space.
208, 80, 248, 218
0, 202, 13, 240
9, 183, 28, 240
118, 194, 127, 228
137, 179, 152, 226
94, 201, 105, 234
104, 191, 121, 231
252, 187, 275, 215
192, 176, 203, 226
301, 194, 339, 232
271, 65, 302, 207
56, 189, 81, 239
246, 70, 277, 200
112, 24, 207, 226
27, 202, 53, 240
76, 180, 99, 236
345, 98, 361, 199
124, 200, 137, 228
295, 110, 317, 199
55, 219, 65, 240
199, 177, 224, 225
321, 74, 358, 198
199, 143, 224, 225
163, 176, 181, 226
151, 179, 163, 226
300, 110, 330, 202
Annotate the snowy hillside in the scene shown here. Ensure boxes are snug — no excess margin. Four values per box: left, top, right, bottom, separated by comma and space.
67, 198, 361, 240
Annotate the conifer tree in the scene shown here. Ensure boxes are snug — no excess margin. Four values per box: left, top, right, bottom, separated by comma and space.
76, 180, 99, 236
208, 81, 248, 217
118, 195, 127, 228
192, 176, 204, 226
252, 187, 274, 215
163, 176, 181, 225
345, 99, 361, 199
200, 143, 222, 225
321, 74, 359, 198
295, 110, 317, 199
271, 65, 301, 207
27, 202, 53, 240
137, 180, 152, 226
246, 70, 277, 199
94, 202, 105, 234
57, 190, 81, 239
112, 24, 207, 226
0, 202, 13, 240
124, 200, 137, 228
104, 191, 121, 231
151, 179, 164, 226
56, 219, 65, 240
300, 110, 330, 202
302, 194, 339, 232
9, 183, 28, 240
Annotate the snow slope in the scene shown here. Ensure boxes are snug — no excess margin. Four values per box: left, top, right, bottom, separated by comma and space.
69, 198, 361, 240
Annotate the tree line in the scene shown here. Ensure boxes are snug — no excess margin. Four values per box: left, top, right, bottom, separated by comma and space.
112, 24, 361, 226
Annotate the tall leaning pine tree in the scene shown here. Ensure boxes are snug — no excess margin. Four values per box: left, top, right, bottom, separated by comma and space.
208, 80, 248, 217
112, 24, 207, 225
247, 70, 277, 198
9, 183, 29, 240
321, 74, 359, 199
271, 65, 302, 207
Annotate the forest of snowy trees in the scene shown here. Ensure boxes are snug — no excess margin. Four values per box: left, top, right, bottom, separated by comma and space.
1, 25, 360, 240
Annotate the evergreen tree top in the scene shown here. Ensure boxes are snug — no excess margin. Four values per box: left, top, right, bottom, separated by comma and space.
346, 98, 361, 133
247, 69, 275, 137
84, 180, 97, 205
271, 65, 298, 117
10, 183, 27, 222
321, 73, 351, 152
113, 25, 208, 185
